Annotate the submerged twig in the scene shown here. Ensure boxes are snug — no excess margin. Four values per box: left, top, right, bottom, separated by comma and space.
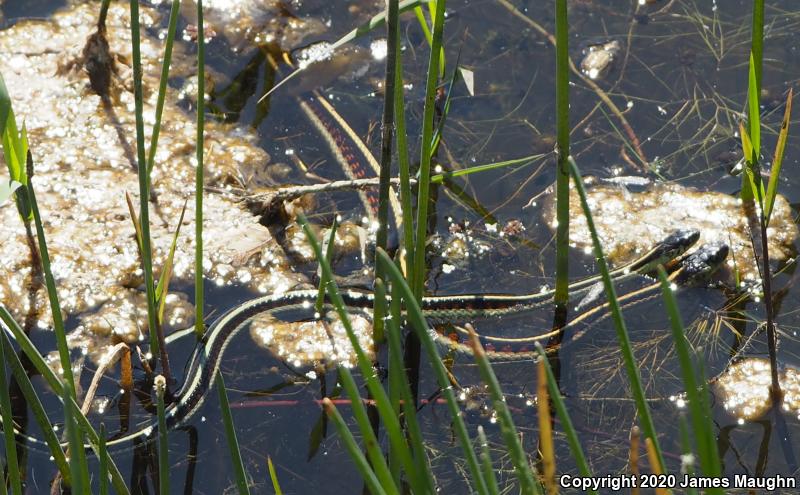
211, 177, 417, 216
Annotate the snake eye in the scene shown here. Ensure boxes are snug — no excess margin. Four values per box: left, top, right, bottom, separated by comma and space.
671, 229, 700, 247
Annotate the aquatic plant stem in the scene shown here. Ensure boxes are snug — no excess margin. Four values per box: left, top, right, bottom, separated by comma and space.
744, 0, 780, 402
476, 426, 501, 495
658, 267, 723, 491
467, 327, 541, 494
394, 27, 414, 280
750, 0, 763, 93
0, 330, 70, 486
321, 399, 388, 495
155, 376, 170, 495
411, 0, 446, 300
535, 344, 596, 494
373, 0, 400, 344
195, 0, 206, 337
145, 0, 181, 178
1, 310, 131, 494
24, 154, 89, 492
129, 0, 162, 379
567, 157, 666, 473
98, 0, 111, 28
383, 279, 437, 492
0, 324, 22, 495
216, 372, 252, 495
376, 0, 399, 257
554, 0, 570, 312
760, 217, 780, 400
376, 249, 489, 494
299, 216, 433, 494
99, 424, 109, 495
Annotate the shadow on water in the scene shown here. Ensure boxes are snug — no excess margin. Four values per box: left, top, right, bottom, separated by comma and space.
4, 0, 800, 492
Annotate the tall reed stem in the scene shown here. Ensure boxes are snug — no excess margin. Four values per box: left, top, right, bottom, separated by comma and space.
194, 0, 206, 337
128, 0, 161, 372
553, 0, 570, 312
411, 0, 446, 300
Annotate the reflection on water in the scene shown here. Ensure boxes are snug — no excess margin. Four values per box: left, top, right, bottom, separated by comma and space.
716, 358, 800, 422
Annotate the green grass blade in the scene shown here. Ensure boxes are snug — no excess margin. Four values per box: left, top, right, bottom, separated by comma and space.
382, 283, 406, 486
62, 386, 86, 492
216, 372, 252, 494
430, 52, 460, 154
677, 416, 699, 495
413, 7, 432, 46
747, 52, 761, 161
534, 344, 595, 492
413, 3, 445, 77
392, 21, 414, 277
145, 0, 181, 177
99, 424, 109, 495
22, 156, 88, 491
382, 279, 436, 491
195, 0, 206, 337
337, 368, 400, 495
411, 0, 446, 299
0, 331, 23, 494
0, 308, 131, 495
738, 121, 763, 210
156, 200, 188, 323
741, 52, 761, 203
0, 331, 70, 485
298, 215, 431, 494
567, 157, 666, 472
0, 71, 31, 219
466, 327, 541, 494
129, 0, 162, 376
322, 399, 388, 495
316, 217, 339, 315
554, 0, 570, 308
332, 0, 426, 51
0, 71, 10, 142
375, 0, 400, 258
657, 267, 722, 491
430, 155, 542, 184
764, 88, 792, 223
155, 376, 170, 494
267, 456, 283, 495
0, 74, 24, 184
376, 248, 489, 494
476, 426, 500, 495
750, 0, 764, 96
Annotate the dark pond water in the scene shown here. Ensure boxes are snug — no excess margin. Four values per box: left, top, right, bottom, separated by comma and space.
4, 0, 800, 493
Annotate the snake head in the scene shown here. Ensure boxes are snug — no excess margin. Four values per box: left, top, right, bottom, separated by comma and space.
660, 229, 701, 255
634, 229, 701, 273
675, 243, 729, 285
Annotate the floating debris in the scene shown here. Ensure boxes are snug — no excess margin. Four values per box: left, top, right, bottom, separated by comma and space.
715, 358, 800, 422
0, 4, 306, 363
580, 40, 621, 80
544, 179, 798, 283
249, 311, 374, 368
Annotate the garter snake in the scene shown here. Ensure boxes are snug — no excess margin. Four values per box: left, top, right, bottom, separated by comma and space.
3, 230, 706, 449
438, 242, 729, 361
